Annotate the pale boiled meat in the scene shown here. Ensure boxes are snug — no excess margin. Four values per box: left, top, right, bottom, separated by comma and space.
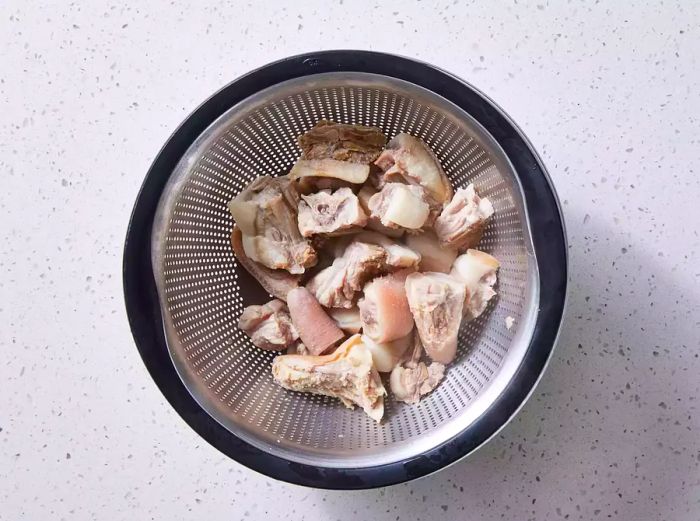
450, 249, 500, 321
230, 227, 300, 301
228, 176, 317, 274
353, 231, 420, 270
356, 185, 404, 238
404, 272, 467, 364
368, 183, 430, 230
389, 330, 445, 404
306, 241, 386, 308
238, 299, 299, 351
358, 269, 414, 343
434, 184, 494, 251
328, 307, 363, 334
374, 133, 453, 205
297, 187, 368, 237
286, 287, 345, 355
272, 334, 386, 422
404, 229, 458, 273
362, 332, 413, 373
289, 159, 370, 185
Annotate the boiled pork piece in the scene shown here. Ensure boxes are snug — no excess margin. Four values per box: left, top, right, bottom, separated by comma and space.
297, 187, 368, 237
404, 272, 467, 364
362, 332, 413, 373
238, 299, 299, 351
358, 270, 414, 343
230, 227, 300, 301
328, 307, 363, 334
286, 287, 345, 355
357, 184, 404, 238
353, 231, 420, 270
404, 230, 457, 273
272, 334, 386, 422
298, 120, 387, 164
368, 183, 431, 231
374, 133, 453, 205
289, 159, 370, 185
306, 241, 386, 308
434, 184, 494, 251
228, 175, 317, 274
450, 249, 500, 321
390, 330, 445, 405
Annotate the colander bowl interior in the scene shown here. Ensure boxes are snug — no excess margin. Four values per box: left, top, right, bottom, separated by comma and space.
123, 51, 567, 489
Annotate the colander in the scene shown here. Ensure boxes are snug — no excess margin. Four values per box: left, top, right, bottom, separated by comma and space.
123, 51, 567, 489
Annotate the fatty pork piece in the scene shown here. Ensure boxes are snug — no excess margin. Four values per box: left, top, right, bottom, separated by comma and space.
434, 184, 494, 251
368, 183, 431, 231
272, 334, 386, 422
306, 241, 386, 308
353, 231, 420, 270
404, 272, 467, 364
238, 299, 299, 351
390, 331, 445, 404
374, 133, 454, 205
286, 287, 345, 355
450, 249, 500, 321
358, 270, 414, 343
362, 332, 413, 373
289, 159, 370, 185
297, 187, 368, 237
298, 120, 387, 164
357, 185, 404, 238
404, 230, 458, 273
230, 227, 300, 301
328, 307, 363, 334
228, 175, 317, 274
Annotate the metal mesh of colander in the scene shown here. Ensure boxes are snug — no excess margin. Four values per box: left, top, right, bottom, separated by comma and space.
150, 72, 540, 468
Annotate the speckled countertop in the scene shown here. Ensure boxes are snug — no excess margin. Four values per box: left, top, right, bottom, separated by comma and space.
1, 1, 699, 519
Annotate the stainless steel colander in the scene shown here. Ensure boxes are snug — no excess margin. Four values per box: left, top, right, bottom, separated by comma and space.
124, 51, 567, 489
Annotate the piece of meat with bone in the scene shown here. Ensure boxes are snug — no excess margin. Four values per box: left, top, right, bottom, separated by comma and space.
272, 334, 386, 422
230, 227, 300, 301
404, 272, 467, 364
297, 187, 368, 237
238, 299, 299, 351
390, 331, 445, 405
357, 185, 404, 238
362, 331, 413, 373
286, 287, 345, 355
228, 175, 317, 274
434, 184, 494, 251
374, 133, 454, 205
358, 269, 414, 343
306, 241, 386, 308
298, 120, 387, 164
353, 231, 420, 270
450, 249, 500, 321
368, 183, 431, 231
405, 229, 458, 273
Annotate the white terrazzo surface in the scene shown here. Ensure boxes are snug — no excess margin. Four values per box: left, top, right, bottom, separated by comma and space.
1, 1, 699, 519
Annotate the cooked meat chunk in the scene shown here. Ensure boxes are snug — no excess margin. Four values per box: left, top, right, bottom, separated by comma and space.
286, 341, 310, 355
374, 133, 453, 205
286, 287, 345, 355
362, 332, 413, 373
230, 227, 300, 301
359, 270, 414, 343
389, 331, 445, 404
368, 183, 430, 230
297, 187, 368, 237
357, 185, 404, 238
238, 299, 299, 351
328, 307, 363, 334
404, 272, 467, 364
272, 334, 386, 422
354, 231, 420, 270
405, 230, 458, 273
289, 159, 370, 184
228, 176, 317, 274
306, 241, 386, 308
298, 120, 387, 163
434, 184, 494, 251
450, 249, 500, 321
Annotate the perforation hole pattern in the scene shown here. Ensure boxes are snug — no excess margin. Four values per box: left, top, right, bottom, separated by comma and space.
159, 78, 531, 460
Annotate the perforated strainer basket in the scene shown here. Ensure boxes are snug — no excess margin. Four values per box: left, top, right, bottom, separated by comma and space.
124, 51, 567, 489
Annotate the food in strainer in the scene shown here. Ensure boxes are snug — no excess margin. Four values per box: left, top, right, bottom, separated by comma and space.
230, 121, 499, 420
272, 334, 386, 422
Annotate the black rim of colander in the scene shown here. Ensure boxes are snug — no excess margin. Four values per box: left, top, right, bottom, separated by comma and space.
123, 50, 567, 489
